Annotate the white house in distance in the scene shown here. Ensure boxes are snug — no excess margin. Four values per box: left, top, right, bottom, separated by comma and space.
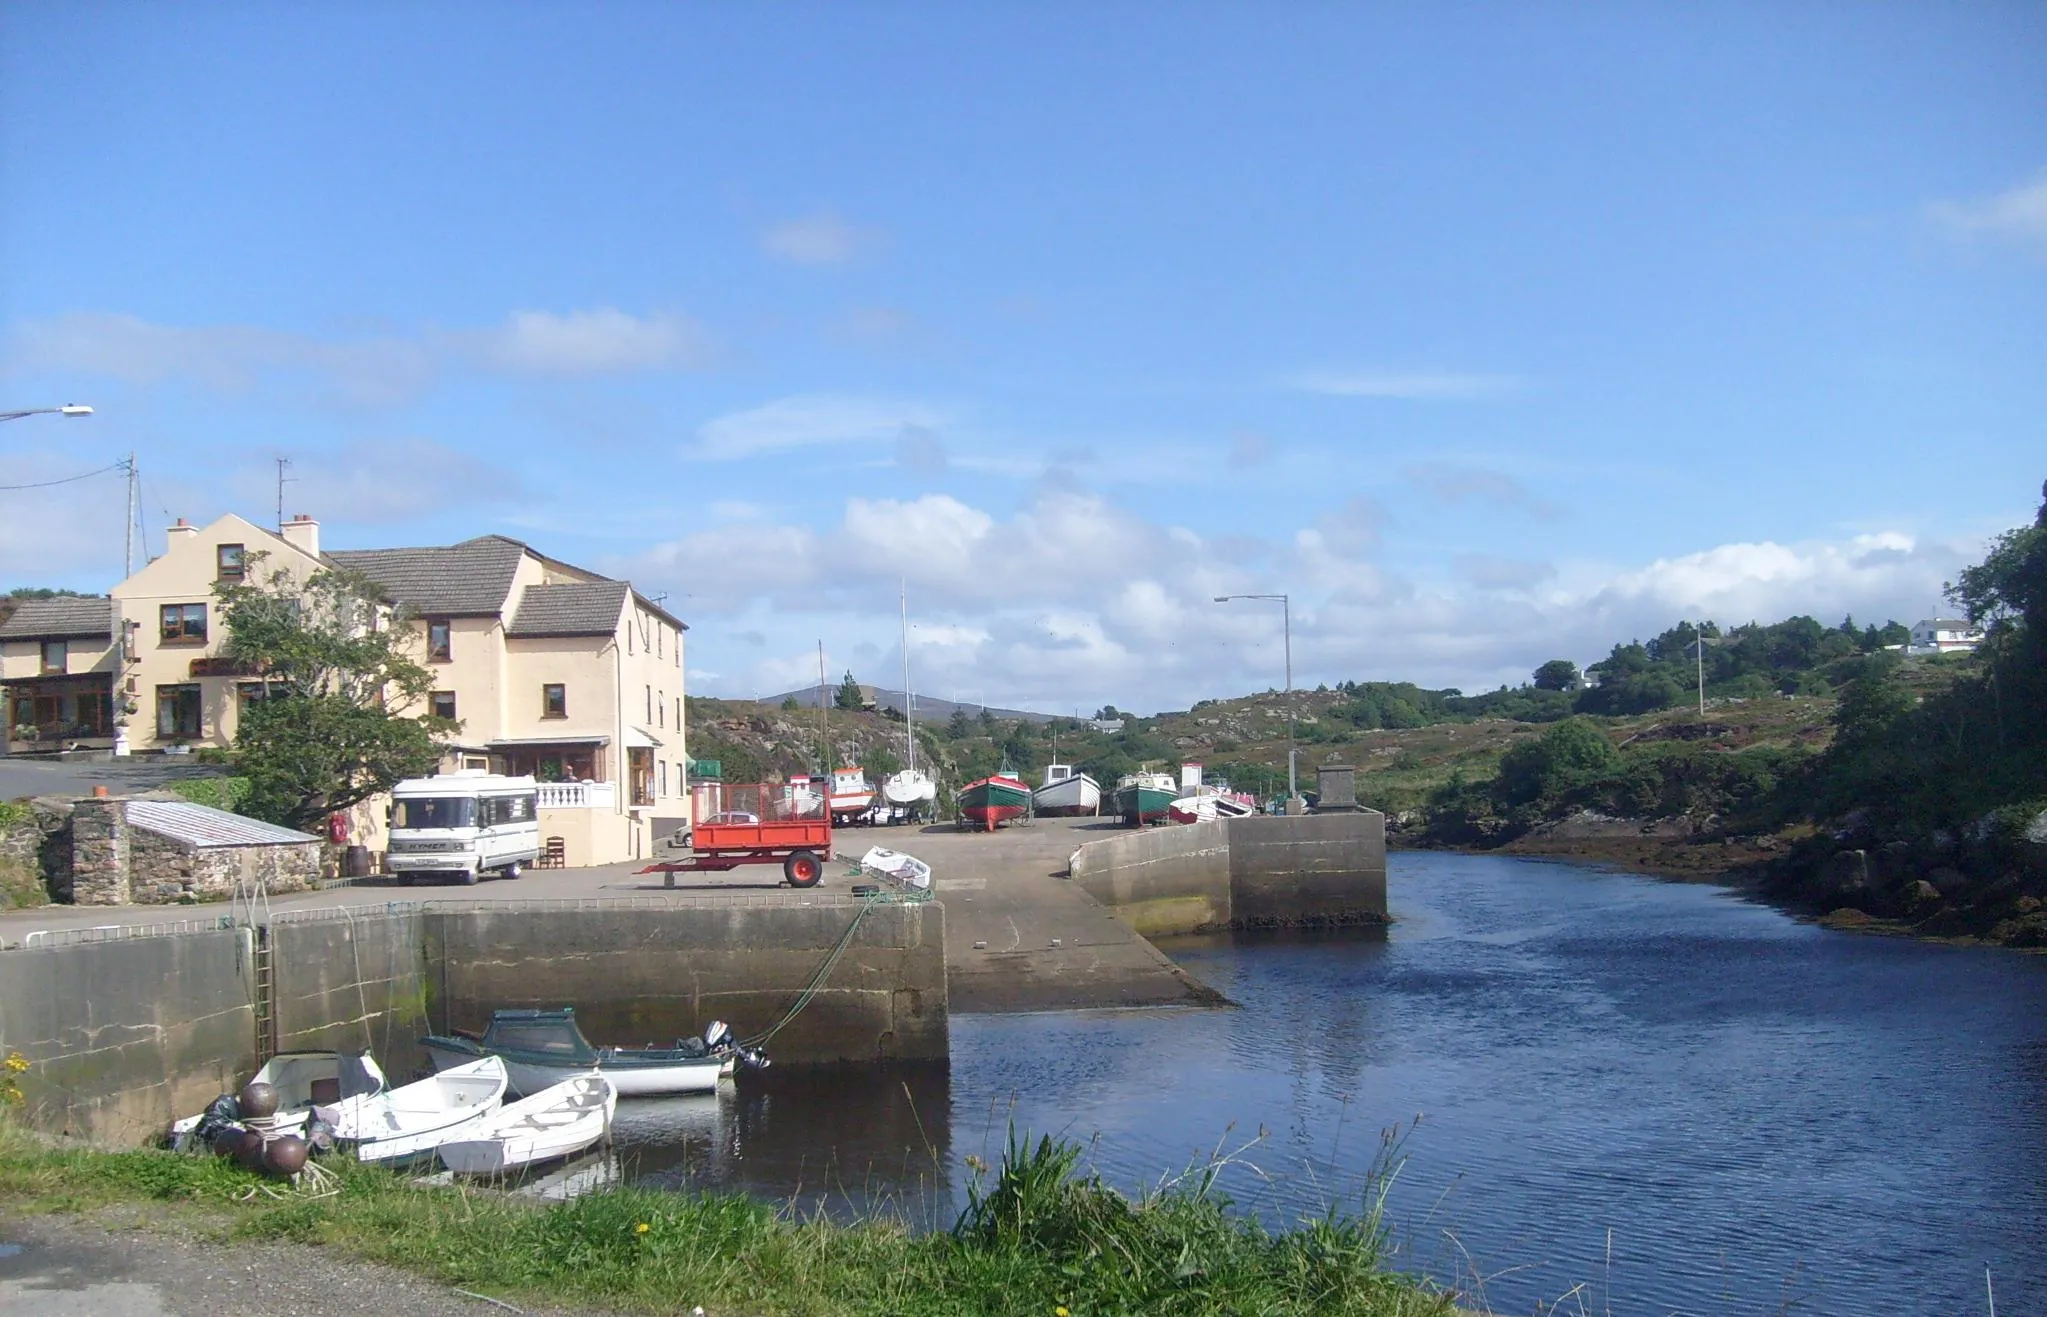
1907, 618, 1984, 656
2, 513, 690, 867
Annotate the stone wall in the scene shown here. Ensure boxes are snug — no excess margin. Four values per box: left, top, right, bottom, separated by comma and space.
126, 824, 319, 905
69, 798, 128, 906
1068, 820, 1234, 935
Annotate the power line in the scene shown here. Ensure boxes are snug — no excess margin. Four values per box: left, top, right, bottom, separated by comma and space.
0, 461, 124, 491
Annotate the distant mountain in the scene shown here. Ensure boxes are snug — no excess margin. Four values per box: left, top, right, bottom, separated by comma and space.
758, 683, 1057, 725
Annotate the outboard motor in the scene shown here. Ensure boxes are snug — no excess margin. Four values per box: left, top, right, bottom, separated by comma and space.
701, 1020, 733, 1051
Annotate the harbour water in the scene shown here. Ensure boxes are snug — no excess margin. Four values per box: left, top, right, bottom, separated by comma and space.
604, 852, 2047, 1315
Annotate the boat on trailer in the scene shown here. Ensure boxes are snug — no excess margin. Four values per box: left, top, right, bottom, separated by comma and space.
436, 1073, 618, 1175
1111, 772, 1179, 826
421, 1007, 763, 1099
316, 1056, 509, 1163
1032, 763, 1102, 816
958, 770, 1031, 830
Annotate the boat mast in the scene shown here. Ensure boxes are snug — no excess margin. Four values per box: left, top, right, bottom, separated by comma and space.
817, 640, 828, 776
900, 582, 914, 775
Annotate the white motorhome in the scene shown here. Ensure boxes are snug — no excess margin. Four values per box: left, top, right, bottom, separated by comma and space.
386, 772, 542, 885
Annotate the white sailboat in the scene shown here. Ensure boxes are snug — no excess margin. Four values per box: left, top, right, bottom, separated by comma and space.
881, 584, 937, 814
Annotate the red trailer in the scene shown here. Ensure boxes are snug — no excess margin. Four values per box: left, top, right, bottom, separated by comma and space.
638, 780, 832, 888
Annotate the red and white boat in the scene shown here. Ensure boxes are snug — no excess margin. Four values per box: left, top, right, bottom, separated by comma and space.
1168, 791, 1257, 825
827, 765, 875, 820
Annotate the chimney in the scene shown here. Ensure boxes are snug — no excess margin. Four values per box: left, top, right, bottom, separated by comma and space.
280, 513, 320, 557
165, 518, 198, 551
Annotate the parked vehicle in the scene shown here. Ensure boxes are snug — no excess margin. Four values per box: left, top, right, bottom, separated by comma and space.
385, 771, 541, 885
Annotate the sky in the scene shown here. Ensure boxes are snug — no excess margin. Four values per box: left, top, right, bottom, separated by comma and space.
2, 2, 2042, 714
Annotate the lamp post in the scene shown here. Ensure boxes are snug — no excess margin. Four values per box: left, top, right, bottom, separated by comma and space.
0, 404, 93, 422
1214, 592, 1296, 808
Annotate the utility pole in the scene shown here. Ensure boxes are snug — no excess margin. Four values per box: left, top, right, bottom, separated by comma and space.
122, 453, 138, 576
1695, 625, 1707, 717
275, 457, 294, 531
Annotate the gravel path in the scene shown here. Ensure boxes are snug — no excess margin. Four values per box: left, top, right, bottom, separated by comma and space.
0, 1208, 613, 1316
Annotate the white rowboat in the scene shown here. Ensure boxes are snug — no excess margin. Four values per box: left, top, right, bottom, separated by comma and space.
316, 1056, 508, 1163
437, 1074, 617, 1175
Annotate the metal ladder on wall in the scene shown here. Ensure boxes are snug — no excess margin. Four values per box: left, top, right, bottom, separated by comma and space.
231, 872, 277, 1065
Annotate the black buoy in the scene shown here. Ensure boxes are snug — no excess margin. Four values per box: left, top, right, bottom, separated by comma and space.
262, 1135, 309, 1177
237, 1080, 279, 1120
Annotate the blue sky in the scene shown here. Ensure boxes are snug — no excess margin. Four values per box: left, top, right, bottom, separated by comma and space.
3, 3, 2042, 712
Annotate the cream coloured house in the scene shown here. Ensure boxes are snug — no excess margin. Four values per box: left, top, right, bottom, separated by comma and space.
1, 596, 120, 753
12, 512, 689, 867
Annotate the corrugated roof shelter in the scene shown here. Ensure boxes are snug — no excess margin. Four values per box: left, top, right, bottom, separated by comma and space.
0, 596, 116, 642
507, 581, 631, 637
124, 799, 321, 848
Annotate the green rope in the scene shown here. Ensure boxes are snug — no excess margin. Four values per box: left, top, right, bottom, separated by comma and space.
742, 883, 929, 1049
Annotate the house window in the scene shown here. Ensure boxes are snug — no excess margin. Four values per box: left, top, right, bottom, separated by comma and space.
160, 603, 208, 644
430, 691, 457, 720
156, 684, 201, 739
427, 619, 452, 661
216, 543, 245, 580
236, 681, 273, 712
657, 627, 663, 660
674, 695, 681, 727
75, 692, 111, 736
658, 689, 664, 727
645, 685, 652, 723
542, 684, 566, 718
659, 760, 668, 796
39, 640, 66, 674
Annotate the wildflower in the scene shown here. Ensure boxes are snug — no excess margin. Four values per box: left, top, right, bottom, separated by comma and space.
635, 1222, 651, 1234
3, 1052, 27, 1074
1057, 1308, 1070, 1316
964, 1154, 987, 1173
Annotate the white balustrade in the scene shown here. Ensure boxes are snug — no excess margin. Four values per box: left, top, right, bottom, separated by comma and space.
536, 781, 617, 810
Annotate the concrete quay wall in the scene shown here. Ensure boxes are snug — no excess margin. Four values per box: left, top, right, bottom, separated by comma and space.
1070, 812, 1387, 934
430, 901, 948, 1065
0, 929, 256, 1144
0, 897, 947, 1144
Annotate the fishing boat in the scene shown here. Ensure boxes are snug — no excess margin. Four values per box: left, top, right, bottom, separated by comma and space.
828, 765, 876, 820
1167, 792, 1256, 825
1111, 772, 1179, 826
1032, 763, 1102, 816
421, 1008, 762, 1099
958, 770, 1031, 830
170, 1050, 388, 1148
881, 585, 937, 816
436, 1073, 618, 1175
316, 1056, 509, 1164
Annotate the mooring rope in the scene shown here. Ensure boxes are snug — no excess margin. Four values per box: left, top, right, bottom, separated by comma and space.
740, 875, 931, 1049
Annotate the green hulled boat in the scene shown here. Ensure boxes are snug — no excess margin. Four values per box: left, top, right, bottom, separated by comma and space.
958, 772, 1031, 831
1112, 772, 1179, 826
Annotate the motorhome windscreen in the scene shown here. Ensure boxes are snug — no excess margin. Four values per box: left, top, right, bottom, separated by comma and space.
393, 797, 477, 829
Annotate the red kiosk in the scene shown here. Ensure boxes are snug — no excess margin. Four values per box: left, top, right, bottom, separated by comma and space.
638, 779, 832, 888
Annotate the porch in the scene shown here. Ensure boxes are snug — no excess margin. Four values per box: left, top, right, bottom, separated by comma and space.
4, 674, 117, 755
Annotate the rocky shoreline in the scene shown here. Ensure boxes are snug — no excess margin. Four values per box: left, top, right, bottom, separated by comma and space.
1392, 807, 2047, 951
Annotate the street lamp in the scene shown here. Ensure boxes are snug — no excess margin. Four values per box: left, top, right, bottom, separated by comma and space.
1214, 592, 1296, 808
1, 404, 93, 422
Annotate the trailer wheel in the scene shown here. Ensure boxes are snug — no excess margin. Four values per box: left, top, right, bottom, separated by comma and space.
783, 850, 823, 888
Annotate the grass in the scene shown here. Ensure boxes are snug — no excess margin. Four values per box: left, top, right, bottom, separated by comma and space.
0, 1117, 1460, 1317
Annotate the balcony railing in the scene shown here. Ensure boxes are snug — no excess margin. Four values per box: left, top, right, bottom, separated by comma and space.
537, 781, 617, 810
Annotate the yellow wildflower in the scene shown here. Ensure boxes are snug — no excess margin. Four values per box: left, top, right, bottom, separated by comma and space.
1057, 1308, 1070, 1317
3, 1052, 28, 1074
635, 1222, 651, 1234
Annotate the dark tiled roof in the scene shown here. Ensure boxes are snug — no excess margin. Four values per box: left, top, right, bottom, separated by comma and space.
328, 535, 529, 617
0, 596, 115, 641
507, 581, 630, 637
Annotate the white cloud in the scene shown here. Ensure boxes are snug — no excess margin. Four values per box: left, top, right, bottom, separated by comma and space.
3, 308, 714, 409
1292, 371, 1521, 399
689, 395, 947, 461
1928, 170, 2047, 253
761, 212, 872, 266
1404, 461, 1563, 519
474, 309, 714, 373
614, 481, 1987, 713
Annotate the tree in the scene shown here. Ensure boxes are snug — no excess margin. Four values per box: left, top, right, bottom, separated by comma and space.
834, 670, 865, 710
977, 708, 998, 735
781, 696, 801, 712
215, 558, 449, 832
946, 707, 972, 739
1532, 659, 1579, 691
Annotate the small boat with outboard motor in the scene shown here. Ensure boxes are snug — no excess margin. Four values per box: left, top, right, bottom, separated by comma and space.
170, 1050, 387, 1149
420, 1007, 766, 1098
436, 1073, 618, 1175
